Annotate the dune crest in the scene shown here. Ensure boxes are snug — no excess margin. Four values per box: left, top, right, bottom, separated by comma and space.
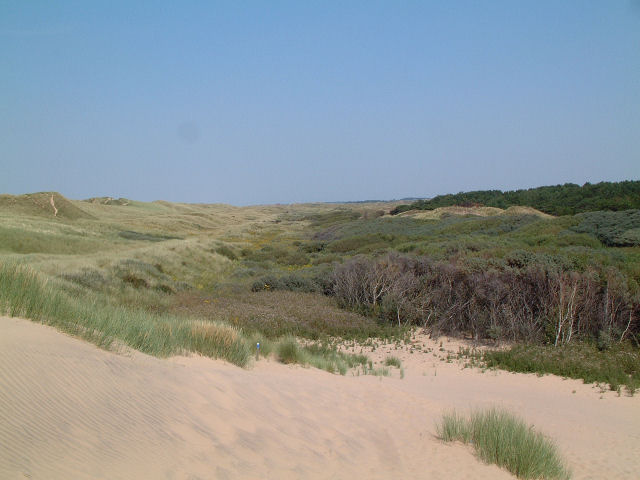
399, 205, 551, 219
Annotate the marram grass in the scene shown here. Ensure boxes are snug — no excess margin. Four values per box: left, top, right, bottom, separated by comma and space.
0, 262, 371, 372
437, 407, 570, 479
384, 355, 402, 368
0, 262, 251, 367
276, 336, 369, 375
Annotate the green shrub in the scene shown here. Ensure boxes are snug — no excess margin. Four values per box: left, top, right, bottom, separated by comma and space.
251, 274, 321, 293
328, 233, 398, 253
118, 230, 181, 242
277, 337, 306, 364
216, 245, 238, 261
571, 210, 640, 246
61, 269, 108, 290
251, 275, 284, 292
122, 273, 150, 289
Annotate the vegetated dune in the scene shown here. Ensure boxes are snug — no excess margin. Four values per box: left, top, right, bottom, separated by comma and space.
2, 317, 639, 479
0, 192, 95, 220
399, 205, 551, 219
503, 205, 554, 217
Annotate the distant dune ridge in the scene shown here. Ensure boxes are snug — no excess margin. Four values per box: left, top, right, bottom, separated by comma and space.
0, 192, 95, 220
398, 205, 552, 220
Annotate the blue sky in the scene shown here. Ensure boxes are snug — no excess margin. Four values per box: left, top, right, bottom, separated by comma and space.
1, 1, 639, 205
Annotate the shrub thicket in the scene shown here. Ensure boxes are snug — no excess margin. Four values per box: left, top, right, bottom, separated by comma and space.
571, 210, 640, 246
251, 274, 322, 293
330, 253, 639, 345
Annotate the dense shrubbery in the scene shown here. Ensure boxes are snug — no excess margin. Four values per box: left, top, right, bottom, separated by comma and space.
391, 181, 640, 216
307, 211, 618, 261
571, 209, 640, 246
330, 252, 639, 345
251, 274, 323, 293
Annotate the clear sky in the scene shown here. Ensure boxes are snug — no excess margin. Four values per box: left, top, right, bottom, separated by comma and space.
1, 1, 639, 205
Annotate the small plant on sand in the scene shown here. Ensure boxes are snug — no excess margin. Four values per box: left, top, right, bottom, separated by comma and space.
384, 355, 402, 368
437, 407, 570, 479
367, 366, 390, 376
275, 337, 368, 375
277, 337, 306, 364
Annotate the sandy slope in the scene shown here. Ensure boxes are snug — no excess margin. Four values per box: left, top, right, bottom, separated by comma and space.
1, 317, 638, 480
398, 205, 552, 219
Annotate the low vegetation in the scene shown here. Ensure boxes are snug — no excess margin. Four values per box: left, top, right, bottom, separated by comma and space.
437, 408, 570, 479
482, 344, 640, 394
331, 253, 639, 347
277, 337, 369, 375
0, 183, 638, 388
384, 355, 402, 368
0, 262, 373, 374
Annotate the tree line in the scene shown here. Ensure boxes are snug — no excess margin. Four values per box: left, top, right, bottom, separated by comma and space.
391, 181, 640, 216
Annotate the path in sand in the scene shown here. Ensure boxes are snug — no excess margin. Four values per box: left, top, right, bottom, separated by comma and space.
1, 316, 638, 479
49, 194, 58, 217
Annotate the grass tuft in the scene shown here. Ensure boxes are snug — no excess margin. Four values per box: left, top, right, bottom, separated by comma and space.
437, 408, 570, 479
275, 337, 368, 375
277, 337, 306, 364
384, 355, 402, 368
437, 411, 471, 443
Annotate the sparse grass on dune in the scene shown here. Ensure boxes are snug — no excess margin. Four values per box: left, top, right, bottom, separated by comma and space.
384, 355, 402, 368
276, 336, 369, 375
437, 408, 571, 479
481, 344, 640, 395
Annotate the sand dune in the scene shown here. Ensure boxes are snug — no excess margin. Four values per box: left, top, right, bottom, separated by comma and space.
398, 205, 552, 219
1, 316, 638, 479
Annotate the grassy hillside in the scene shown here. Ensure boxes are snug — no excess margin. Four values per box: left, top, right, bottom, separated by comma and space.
0, 192, 95, 220
0, 194, 394, 370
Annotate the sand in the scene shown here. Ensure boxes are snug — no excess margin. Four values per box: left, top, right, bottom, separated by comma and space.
1, 316, 638, 479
